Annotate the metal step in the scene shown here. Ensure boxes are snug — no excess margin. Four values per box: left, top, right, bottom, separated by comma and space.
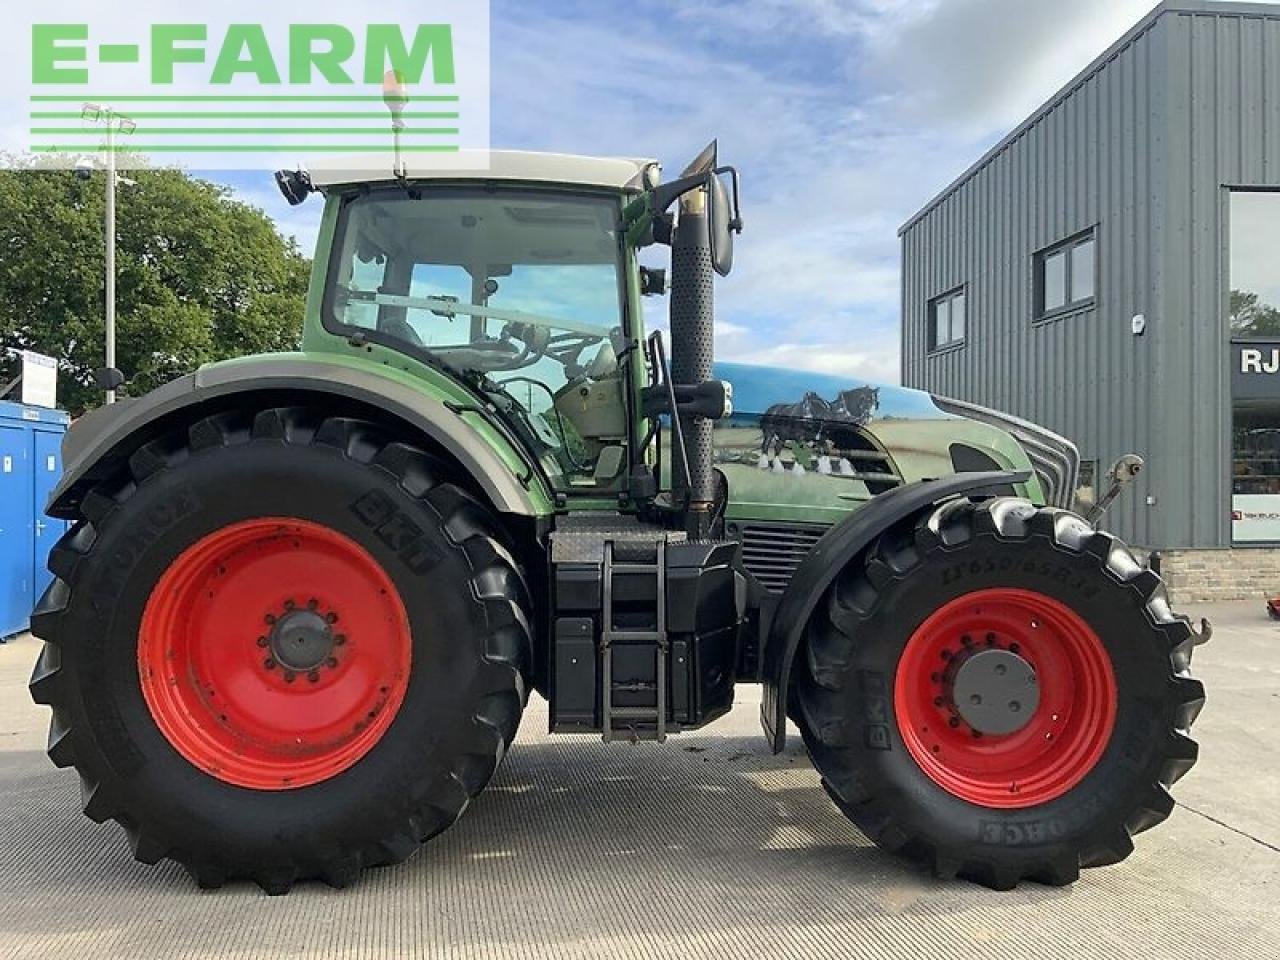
609, 630, 662, 642
601, 540, 669, 744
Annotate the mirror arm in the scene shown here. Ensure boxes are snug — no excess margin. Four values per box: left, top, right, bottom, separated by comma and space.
713, 164, 744, 233
646, 170, 712, 217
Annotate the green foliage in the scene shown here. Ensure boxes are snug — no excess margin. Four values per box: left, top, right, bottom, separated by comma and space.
0, 166, 309, 413
1230, 288, 1280, 338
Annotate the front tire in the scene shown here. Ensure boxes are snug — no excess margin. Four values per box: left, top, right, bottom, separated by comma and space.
29, 407, 532, 893
796, 498, 1204, 889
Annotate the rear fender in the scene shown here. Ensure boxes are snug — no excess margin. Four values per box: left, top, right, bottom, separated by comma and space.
760, 470, 1030, 752
48, 357, 551, 520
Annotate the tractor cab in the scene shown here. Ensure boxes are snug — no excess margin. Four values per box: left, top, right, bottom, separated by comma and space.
316, 172, 635, 493
300, 147, 740, 519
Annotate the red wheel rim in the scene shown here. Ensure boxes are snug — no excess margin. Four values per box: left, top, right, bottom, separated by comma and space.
138, 518, 412, 790
894, 588, 1116, 808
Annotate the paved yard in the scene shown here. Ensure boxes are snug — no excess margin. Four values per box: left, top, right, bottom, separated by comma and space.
0, 601, 1276, 959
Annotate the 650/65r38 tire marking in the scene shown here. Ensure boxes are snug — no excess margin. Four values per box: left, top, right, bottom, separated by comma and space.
138, 517, 412, 790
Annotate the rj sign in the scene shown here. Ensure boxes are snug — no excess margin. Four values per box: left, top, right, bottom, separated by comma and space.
1, 1, 490, 171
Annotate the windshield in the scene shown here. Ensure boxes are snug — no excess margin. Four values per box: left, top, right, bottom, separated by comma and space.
326, 188, 631, 490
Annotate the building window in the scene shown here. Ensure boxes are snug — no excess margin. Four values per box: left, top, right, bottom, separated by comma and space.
929, 287, 966, 351
1229, 191, 1280, 542
1035, 230, 1096, 319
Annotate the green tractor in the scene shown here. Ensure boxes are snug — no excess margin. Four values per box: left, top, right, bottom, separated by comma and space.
30, 141, 1204, 894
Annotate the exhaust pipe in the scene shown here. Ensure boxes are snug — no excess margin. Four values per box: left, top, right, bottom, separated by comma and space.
669, 185, 716, 540
630, 141, 739, 541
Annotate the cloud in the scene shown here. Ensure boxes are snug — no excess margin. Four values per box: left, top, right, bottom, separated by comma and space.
859, 0, 1161, 139
479, 0, 1187, 385
177, 0, 1240, 389
725, 340, 901, 383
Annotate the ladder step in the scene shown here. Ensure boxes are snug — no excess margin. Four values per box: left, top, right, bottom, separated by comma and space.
612, 681, 656, 694
601, 540, 668, 744
609, 707, 661, 720
608, 630, 663, 642
612, 563, 659, 574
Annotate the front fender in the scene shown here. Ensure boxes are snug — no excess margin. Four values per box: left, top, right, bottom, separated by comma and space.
49, 356, 552, 520
760, 470, 1030, 752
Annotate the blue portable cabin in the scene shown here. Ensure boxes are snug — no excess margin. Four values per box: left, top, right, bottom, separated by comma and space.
0, 401, 70, 639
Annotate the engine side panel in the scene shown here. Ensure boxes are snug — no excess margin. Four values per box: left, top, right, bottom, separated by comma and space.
711, 361, 1042, 525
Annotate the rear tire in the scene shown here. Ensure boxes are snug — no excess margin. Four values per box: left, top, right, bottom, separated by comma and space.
29, 407, 532, 893
796, 497, 1204, 889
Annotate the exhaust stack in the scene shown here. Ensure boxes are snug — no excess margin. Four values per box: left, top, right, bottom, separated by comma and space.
669, 185, 717, 540
630, 140, 740, 541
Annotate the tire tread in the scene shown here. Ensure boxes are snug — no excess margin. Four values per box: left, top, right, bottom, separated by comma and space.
28, 406, 533, 893
796, 496, 1204, 890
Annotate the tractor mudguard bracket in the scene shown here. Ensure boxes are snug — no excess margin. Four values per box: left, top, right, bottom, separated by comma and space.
760, 470, 1030, 753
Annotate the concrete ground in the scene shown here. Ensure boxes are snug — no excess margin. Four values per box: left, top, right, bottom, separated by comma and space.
0, 602, 1276, 960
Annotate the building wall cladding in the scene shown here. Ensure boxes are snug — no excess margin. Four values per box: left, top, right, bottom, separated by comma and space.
900, 2, 1280, 554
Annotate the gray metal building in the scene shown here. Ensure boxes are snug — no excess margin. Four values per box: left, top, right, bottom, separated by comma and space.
900, 0, 1280, 579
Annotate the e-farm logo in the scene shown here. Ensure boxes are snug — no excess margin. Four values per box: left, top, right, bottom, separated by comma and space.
16, 5, 490, 171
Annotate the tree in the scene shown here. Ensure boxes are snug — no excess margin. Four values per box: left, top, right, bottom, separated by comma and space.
1230, 288, 1280, 338
0, 166, 309, 413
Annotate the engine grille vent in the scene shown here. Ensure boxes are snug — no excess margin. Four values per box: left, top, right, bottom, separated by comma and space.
930, 395, 1081, 509
736, 522, 830, 593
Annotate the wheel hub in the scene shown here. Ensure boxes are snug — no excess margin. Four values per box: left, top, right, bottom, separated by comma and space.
951, 648, 1040, 735
268, 608, 335, 671
138, 517, 412, 791
894, 588, 1118, 808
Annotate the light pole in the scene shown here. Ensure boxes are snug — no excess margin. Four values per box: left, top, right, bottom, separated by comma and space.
80, 104, 136, 404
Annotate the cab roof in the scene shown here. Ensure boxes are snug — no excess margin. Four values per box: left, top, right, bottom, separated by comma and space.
307, 150, 659, 192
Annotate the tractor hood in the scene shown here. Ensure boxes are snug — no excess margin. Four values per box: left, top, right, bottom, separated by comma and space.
708, 362, 1075, 525
715, 361, 949, 425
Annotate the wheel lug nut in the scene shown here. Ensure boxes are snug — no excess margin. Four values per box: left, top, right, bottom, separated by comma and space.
284, 599, 295, 610
335, 634, 347, 646
985, 632, 996, 645
326, 657, 338, 669
933, 696, 945, 707
325, 612, 338, 624
961, 634, 973, 647
256, 636, 268, 648
308, 598, 319, 610
969, 694, 982, 705
264, 614, 276, 625
948, 717, 960, 728
264, 657, 276, 670
284, 671, 296, 683
307, 670, 320, 683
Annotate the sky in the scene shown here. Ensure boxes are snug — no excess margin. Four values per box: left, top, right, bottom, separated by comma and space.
210, 0, 1176, 384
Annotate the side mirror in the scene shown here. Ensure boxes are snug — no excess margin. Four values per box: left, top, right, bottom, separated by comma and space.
628, 146, 742, 274
709, 171, 738, 277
